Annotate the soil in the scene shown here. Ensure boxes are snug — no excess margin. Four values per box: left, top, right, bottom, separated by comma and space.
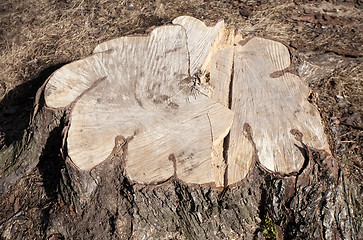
0, 0, 362, 239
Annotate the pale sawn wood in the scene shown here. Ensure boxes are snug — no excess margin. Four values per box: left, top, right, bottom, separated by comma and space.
44, 16, 329, 187
45, 23, 233, 186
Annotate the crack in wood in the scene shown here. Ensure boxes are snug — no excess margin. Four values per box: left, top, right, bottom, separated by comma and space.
206, 112, 214, 143
221, 54, 235, 188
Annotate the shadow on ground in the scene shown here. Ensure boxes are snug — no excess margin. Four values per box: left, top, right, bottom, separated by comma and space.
0, 63, 66, 147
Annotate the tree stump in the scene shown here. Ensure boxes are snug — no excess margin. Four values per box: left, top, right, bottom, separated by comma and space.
0, 16, 360, 240
44, 16, 328, 188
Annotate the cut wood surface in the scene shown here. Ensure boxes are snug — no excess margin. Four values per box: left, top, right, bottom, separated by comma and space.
172, 16, 225, 75
231, 38, 328, 175
44, 16, 329, 187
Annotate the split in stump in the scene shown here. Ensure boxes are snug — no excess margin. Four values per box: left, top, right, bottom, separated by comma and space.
44, 16, 329, 188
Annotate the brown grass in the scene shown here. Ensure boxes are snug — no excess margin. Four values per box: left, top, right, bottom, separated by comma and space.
314, 60, 363, 183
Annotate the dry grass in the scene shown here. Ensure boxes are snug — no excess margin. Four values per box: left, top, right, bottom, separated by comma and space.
315, 60, 363, 183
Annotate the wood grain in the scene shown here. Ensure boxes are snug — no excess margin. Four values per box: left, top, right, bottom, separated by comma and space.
230, 37, 328, 175
172, 16, 225, 75
45, 23, 233, 185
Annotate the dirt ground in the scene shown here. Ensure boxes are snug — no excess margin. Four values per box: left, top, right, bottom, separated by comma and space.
0, 0, 362, 235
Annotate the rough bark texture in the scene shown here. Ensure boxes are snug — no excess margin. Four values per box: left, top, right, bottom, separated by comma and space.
0, 108, 360, 239
0, 1, 362, 240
